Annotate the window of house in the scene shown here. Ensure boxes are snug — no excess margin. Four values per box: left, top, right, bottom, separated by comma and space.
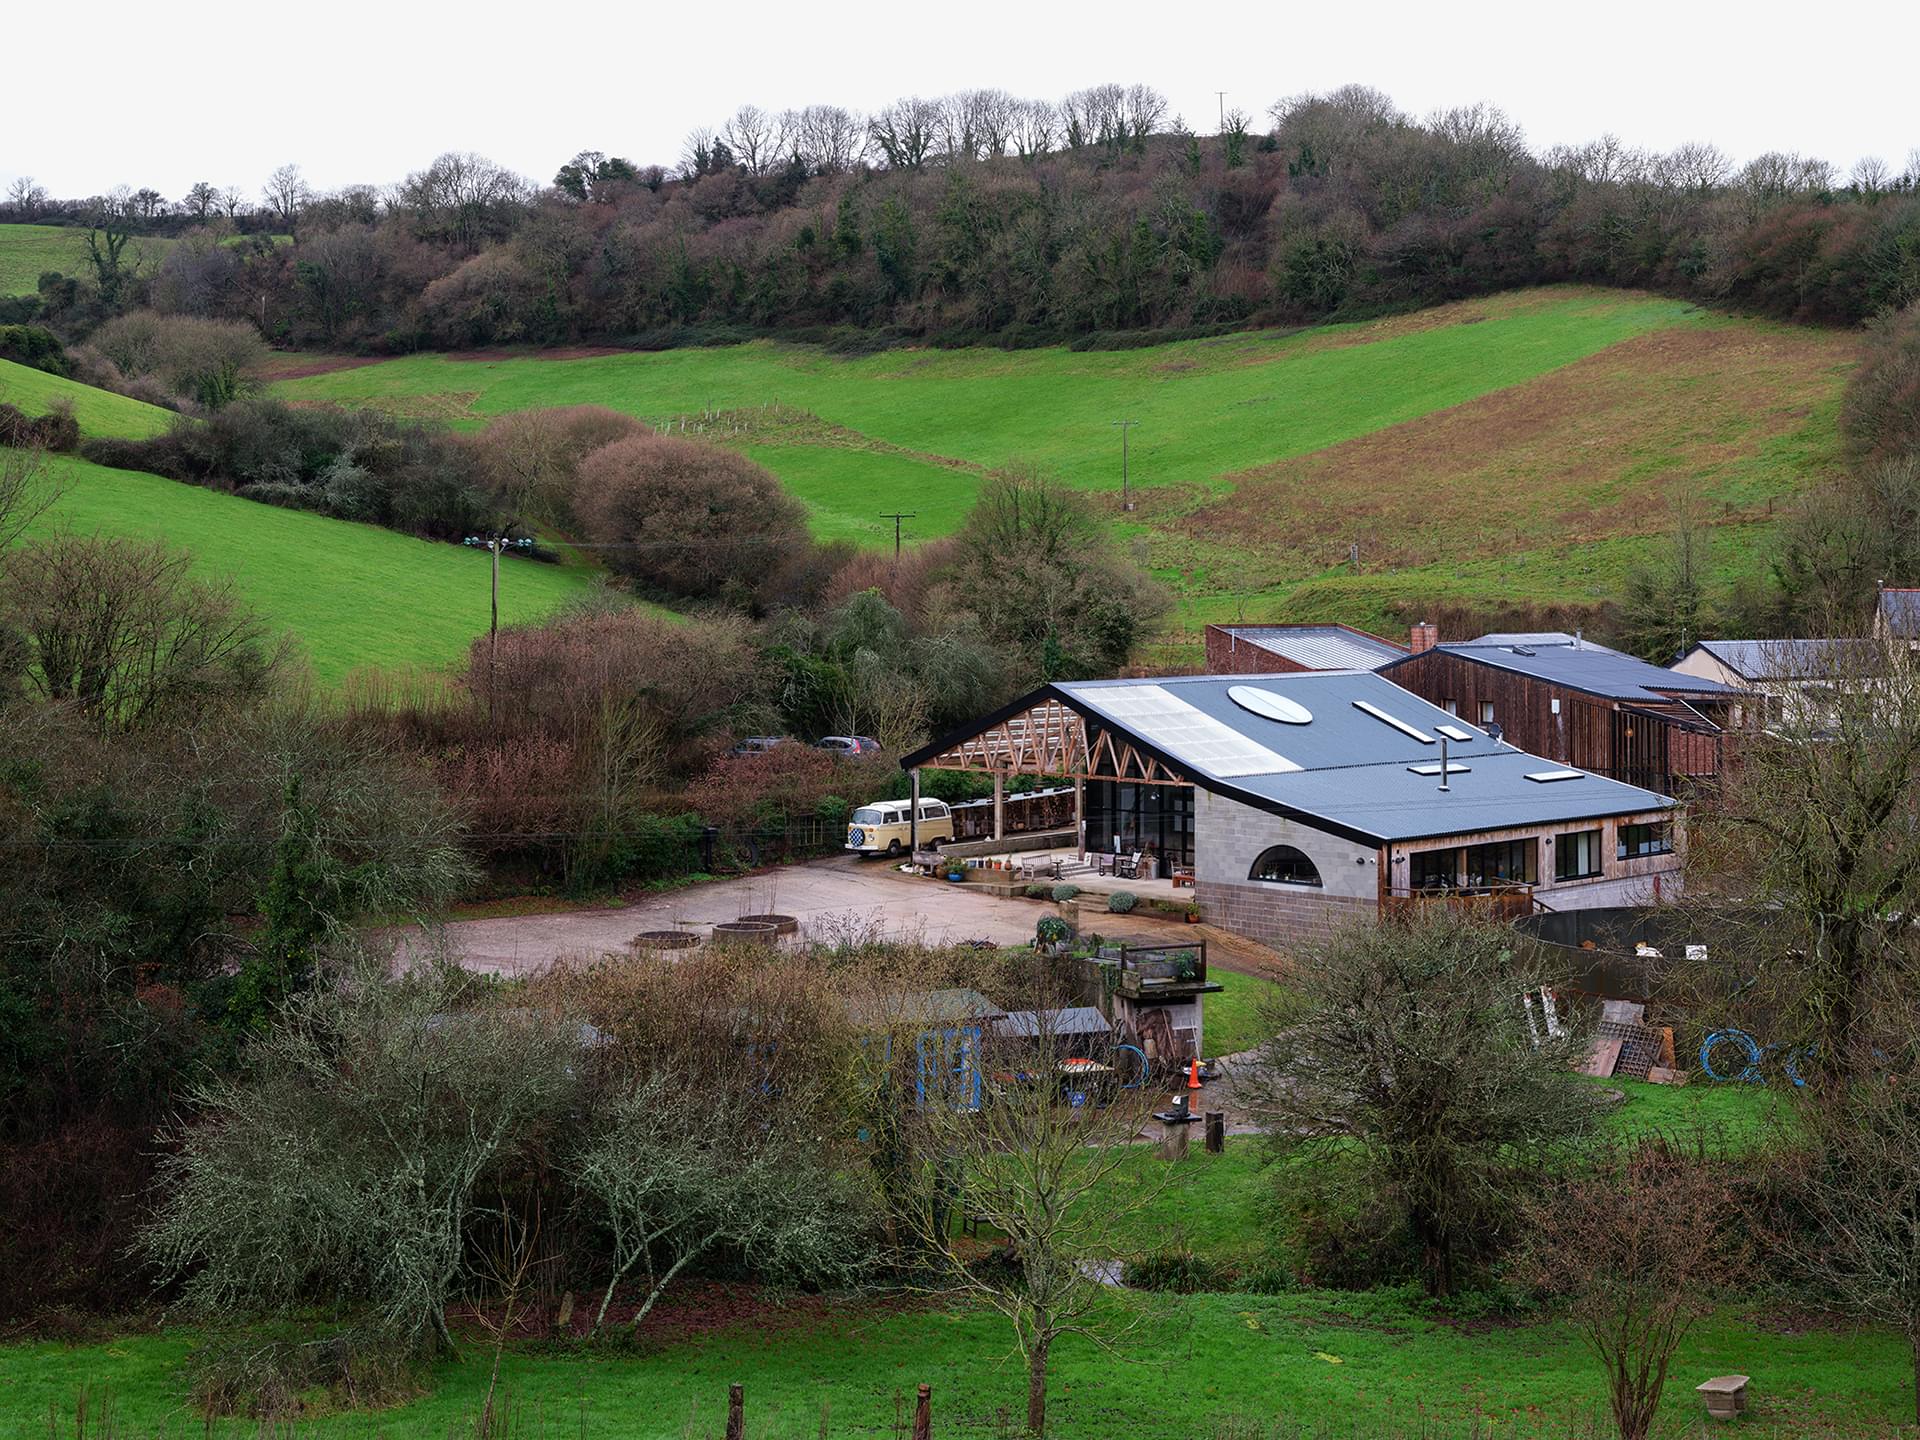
1250, 844, 1322, 887
1478, 700, 1495, 725
1554, 828, 1603, 881
1444, 698, 1459, 715
1465, 839, 1536, 888
1409, 848, 1458, 891
1617, 822, 1673, 860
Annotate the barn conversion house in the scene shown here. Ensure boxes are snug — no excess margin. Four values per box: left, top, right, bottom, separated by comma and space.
900, 671, 1682, 951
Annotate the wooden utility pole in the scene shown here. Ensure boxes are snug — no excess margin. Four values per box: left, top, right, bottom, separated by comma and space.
726, 1383, 744, 1440
1111, 419, 1138, 511
912, 1383, 932, 1440
880, 511, 916, 562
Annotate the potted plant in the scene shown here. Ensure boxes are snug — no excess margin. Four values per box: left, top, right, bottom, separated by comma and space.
1184, 900, 1201, 924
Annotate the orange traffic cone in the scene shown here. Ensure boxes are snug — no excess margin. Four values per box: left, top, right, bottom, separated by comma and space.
1187, 1059, 1202, 1089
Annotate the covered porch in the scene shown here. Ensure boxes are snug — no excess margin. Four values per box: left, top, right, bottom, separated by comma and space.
900, 692, 1198, 875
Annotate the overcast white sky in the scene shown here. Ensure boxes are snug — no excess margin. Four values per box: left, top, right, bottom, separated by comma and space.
8, 0, 1916, 198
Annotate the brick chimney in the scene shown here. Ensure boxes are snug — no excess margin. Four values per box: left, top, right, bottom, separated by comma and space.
1410, 620, 1438, 654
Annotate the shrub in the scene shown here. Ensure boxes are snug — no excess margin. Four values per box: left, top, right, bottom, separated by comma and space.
87, 310, 267, 409
468, 405, 649, 532
189, 1322, 423, 1417
1025, 884, 1050, 900
1035, 916, 1071, 944
0, 400, 78, 452
1123, 1244, 1227, 1293
574, 433, 813, 607
0, 323, 70, 377
1107, 890, 1137, 913
1051, 883, 1080, 902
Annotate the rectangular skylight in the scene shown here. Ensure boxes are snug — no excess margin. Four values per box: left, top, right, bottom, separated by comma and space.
1435, 724, 1474, 742
1525, 769, 1585, 783
1093, 685, 1301, 778
1352, 700, 1435, 744
1407, 763, 1471, 776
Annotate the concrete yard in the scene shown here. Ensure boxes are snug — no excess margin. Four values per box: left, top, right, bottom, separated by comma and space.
407, 855, 1052, 976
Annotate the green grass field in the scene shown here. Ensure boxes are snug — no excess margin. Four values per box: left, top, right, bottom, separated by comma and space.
0, 223, 174, 296
275, 287, 1857, 631
5, 1290, 1902, 1439
21, 455, 604, 684
0, 356, 174, 438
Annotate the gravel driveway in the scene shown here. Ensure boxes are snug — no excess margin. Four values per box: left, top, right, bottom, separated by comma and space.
402, 856, 1047, 976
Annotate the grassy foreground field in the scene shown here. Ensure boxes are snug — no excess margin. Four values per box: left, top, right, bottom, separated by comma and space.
273, 287, 1856, 632
4, 1291, 1903, 1439
0, 224, 170, 296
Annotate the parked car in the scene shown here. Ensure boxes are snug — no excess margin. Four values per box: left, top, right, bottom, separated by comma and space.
815, 735, 881, 757
729, 735, 790, 756
846, 798, 954, 856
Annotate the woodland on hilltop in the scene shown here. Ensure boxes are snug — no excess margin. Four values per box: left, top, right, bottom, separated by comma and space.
5, 83, 1917, 351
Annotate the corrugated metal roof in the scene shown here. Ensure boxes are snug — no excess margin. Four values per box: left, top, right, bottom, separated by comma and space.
993, 1007, 1113, 1039
1390, 641, 1739, 702
1215, 625, 1405, 671
1689, 638, 1879, 680
1057, 672, 1672, 844
1879, 589, 1920, 637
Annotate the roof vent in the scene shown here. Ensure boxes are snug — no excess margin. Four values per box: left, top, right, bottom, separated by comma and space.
1227, 685, 1313, 725
1510, 646, 1536, 657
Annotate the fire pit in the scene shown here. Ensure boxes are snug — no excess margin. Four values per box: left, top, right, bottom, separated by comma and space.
710, 920, 780, 944
630, 930, 700, 952
734, 912, 799, 936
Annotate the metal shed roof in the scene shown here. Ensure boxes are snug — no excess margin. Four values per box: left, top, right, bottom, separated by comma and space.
1686, 638, 1879, 681
1384, 640, 1740, 703
1212, 624, 1406, 671
1051, 671, 1673, 845
1879, 589, 1920, 637
992, 1007, 1114, 1040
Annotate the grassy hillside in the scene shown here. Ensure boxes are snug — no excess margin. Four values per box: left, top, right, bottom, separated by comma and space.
0, 223, 173, 296
275, 287, 1855, 632
20, 454, 604, 684
0, 356, 174, 438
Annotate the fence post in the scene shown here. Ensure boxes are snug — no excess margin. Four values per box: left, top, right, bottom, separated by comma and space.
1205, 1111, 1225, 1153
727, 1382, 744, 1440
912, 1383, 932, 1440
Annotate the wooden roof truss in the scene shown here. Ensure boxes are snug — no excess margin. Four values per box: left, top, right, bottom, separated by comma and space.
915, 697, 1191, 786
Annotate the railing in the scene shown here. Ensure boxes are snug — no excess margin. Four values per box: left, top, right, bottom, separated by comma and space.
1384, 883, 1538, 921
1104, 941, 1211, 998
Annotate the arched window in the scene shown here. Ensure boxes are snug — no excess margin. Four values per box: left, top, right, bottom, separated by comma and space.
1250, 844, 1322, 887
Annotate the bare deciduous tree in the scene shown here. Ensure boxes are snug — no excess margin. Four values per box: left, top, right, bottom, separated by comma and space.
262, 163, 311, 234
1520, 1140, 1747, 1440
6, 175, 48, 219
785, 104, 865, 174
894, 970, 1167, 1434
868, 97, 941, 170
5, 533, 292, 730
720, 104, 781, 176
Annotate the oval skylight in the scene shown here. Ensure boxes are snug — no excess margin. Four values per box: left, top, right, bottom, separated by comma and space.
1228, 686, 1313, 725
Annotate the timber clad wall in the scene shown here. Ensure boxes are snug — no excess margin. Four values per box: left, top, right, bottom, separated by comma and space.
1383, 650, 1718, 791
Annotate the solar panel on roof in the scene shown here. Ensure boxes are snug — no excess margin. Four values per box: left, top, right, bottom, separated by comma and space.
1094, 685, 1301, 777
1351, 699, 1435, 744
1526, 769, 1585, 783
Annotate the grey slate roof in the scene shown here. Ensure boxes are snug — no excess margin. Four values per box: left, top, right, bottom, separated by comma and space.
1685, 638, 1879, 681
1384, 639, 1740, 703
1213, 624, 1406, 671
1879, 589, 1920, 638
1052, 671, 1673, 846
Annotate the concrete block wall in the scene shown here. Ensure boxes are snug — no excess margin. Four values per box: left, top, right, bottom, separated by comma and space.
1195, 879, 1376, 951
